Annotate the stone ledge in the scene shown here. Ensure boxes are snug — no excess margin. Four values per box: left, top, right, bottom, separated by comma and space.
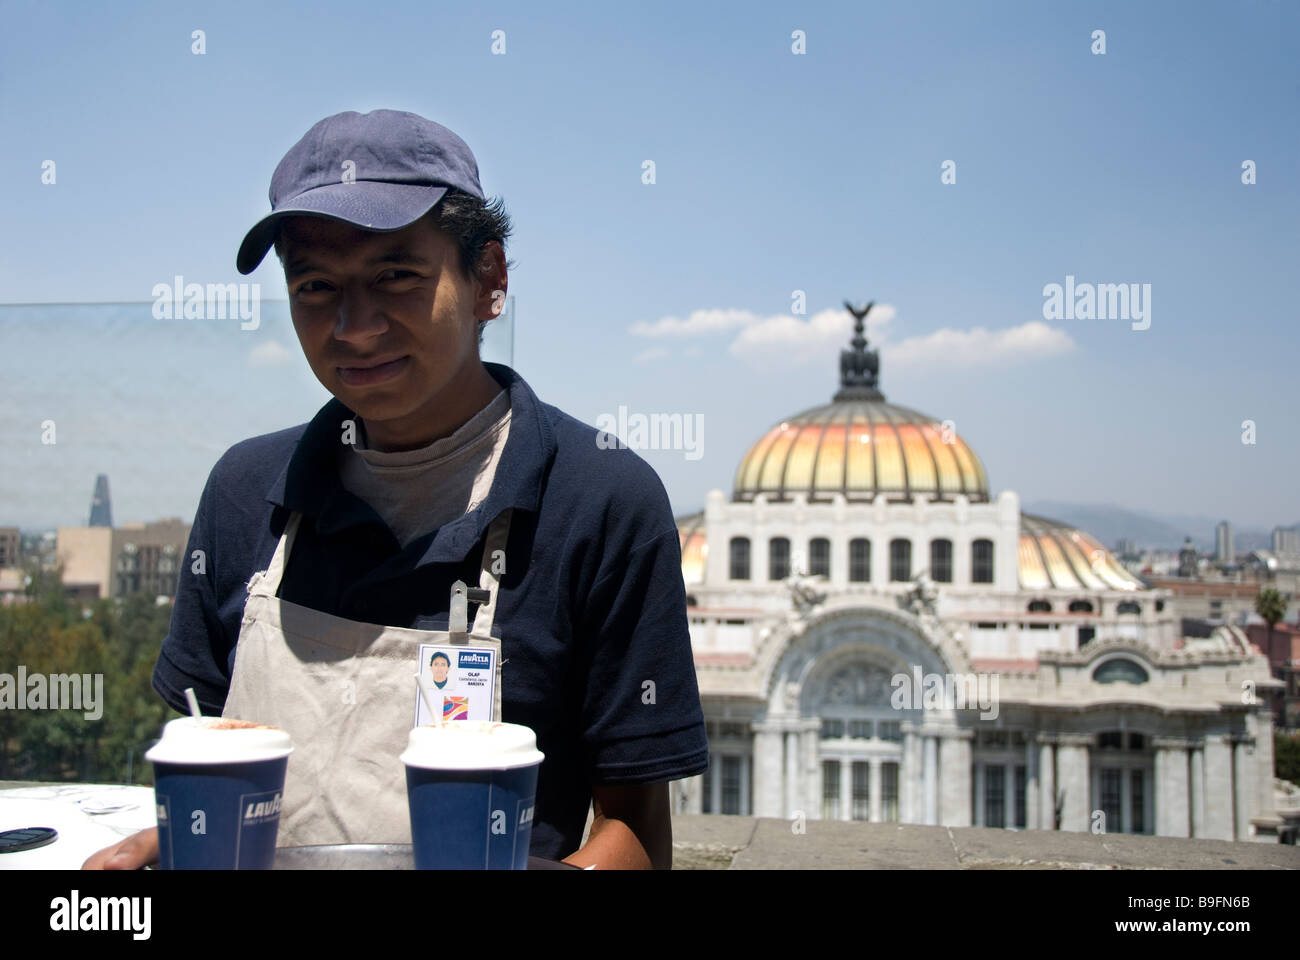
670, 815, 1300, 870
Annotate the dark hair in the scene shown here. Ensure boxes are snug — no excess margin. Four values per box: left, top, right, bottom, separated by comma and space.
273, 189, 515, 345
430, 651, 451, 667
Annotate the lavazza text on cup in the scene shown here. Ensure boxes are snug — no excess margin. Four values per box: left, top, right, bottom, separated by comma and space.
144, 717, 293, 869
401, 720, 545, 870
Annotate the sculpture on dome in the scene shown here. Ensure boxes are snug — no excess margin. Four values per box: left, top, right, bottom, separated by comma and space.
836, 300, 884, 401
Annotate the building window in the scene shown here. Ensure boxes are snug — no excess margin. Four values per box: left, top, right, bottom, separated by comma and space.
972, 539, 994, 583
882, 763, 899, 822
849, 538, 871, 582
1078, 626, 1096, 647
878, 721, 902, 743
1092, 658, 1150, 685
1028, 600, 1052, 613
729, 537, 750, 580
1014, 765, 1027, 828
985, 765, 1005, 828
769, 537, 790, 580
1099, 731, 1123, 750
848, 720, 872, 740
1116, 600, 1142, 615
1131, 770, 1145, 834
1101, 768, 1123, 834
1068, 600, 1094, 613
702, 766, 712, 814
721, 755, 741, 815
890, 539, 911, 582
930, 538, 953, 583
1155, 600, 1165, 613
1128, 733, 1145, 751
809, 538, 830, 577
851, 762, 870, 821
823, 761, 841, 820
821, 718, 844, 740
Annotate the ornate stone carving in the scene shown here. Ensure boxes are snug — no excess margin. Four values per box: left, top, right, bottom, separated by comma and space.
825, 663, 893, 705
898, 570, 939, 619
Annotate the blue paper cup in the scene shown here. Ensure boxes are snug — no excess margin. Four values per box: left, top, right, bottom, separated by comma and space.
145, 717, 293, 870
401, 721, 544, 870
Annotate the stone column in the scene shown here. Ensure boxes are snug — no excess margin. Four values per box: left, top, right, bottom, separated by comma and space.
803, 723, 820, 821
939, 730, 973, 827
838, 758, 851, 820
1189, 740, 1205, 838
1203, 735, 1235, 840
740, 753, 752, 817
784, 729, 800, 818
870, 757, 883, 822
1249, 708, 1276, 834
1026, 738, 1039, 830
901, 722, 916, 824
923, 734, 939, 825
1038, 735, 1056, 830
1233, 735, 1252, 841
1154, 737, 1190, 838
1056, 733, 1092, 833
752, 724, 785, 818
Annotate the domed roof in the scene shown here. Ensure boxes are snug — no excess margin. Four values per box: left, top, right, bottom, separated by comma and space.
733, 302, 988, 503
1019, 514, 1142, 591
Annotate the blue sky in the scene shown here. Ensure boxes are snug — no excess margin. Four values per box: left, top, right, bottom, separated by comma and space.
2, 0, 1297, 532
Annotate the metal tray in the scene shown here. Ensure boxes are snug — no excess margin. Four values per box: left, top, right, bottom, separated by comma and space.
273, 843, 580, 870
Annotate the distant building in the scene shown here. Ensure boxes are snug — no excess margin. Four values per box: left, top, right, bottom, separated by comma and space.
56, 517, 190, 600
89, 474, 113, 527
1216, 521, 1234, 564
0, 527, 19, 567
1273, 527, 1300, 556
1177, 537, 1199, 578
670, 306, 1284, 843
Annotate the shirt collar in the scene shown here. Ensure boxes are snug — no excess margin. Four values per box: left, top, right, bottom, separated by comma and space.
265, 362, 556, 563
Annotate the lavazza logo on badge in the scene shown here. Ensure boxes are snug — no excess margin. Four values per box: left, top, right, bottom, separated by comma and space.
460, 652, 490, 668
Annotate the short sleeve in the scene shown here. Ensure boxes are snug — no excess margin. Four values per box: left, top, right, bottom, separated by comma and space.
151, 462, 235, 716
576, 516, 709, 784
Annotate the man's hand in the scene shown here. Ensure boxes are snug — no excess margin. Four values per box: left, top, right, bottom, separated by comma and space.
562, 782, 671, 870
82, 827, 160, 870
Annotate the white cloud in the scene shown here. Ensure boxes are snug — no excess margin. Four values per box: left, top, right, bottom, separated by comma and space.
727, 305, 895, 370
248, 340, 295, 367
632, 346, 670, 364
630, 308, 762, 337
884, 321, 1075, 368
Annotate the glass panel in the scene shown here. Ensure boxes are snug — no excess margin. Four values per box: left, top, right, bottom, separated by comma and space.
1014, 765, 1027, 828
848, 720, 872, 740
972, 540, 994, 583
722, 755, 741, 815
769, 537, 790, 580
851, 762, 870, 820
758, 423, 799, 491
931, 539, 952, 582
890, 539, 911, 582
845, 413, 875, 492
1131, 769, 1145, 834
783, 420, 823, 491
1101, 768, 1122, 834
896, 424, 936, 491
872, 422, 905, 491
849, 539, 871, 582
729, 537, 750, 580
739, 425, 783, 491
921, 422, 962, 494
809, 538, 830, 577
822, 761, 840, 820
820, 719, 844, 739
813, 411, 850, 491
985, 766, 1005, 828
882, 762, 899, 822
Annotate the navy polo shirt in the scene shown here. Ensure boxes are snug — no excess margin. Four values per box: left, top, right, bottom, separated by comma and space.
152, 361, 709, 860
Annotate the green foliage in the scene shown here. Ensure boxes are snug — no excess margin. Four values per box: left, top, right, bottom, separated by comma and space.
1278, 731, 1300, 788
0, 563, 180, 784
1254, 587, 1289, 628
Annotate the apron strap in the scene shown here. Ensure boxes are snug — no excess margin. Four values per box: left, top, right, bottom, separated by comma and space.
253, 510, 302, 599
469, 508, 512, 637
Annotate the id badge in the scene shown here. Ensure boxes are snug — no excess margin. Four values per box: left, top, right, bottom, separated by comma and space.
414, 640, 500, 726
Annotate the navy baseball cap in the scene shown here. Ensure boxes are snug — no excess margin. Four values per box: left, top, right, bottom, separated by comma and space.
236, 109, 485, 275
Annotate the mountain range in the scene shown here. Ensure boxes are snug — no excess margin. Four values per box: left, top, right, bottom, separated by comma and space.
1020, 501, 1298, 555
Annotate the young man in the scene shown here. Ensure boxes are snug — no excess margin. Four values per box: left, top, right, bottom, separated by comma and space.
84, 109, 708, 870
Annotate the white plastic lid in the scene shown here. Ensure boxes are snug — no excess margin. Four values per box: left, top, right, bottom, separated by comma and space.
144, 716, 294, 765
400, 720, 545, 771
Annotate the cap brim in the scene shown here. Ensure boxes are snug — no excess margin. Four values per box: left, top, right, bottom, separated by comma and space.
236, 181, 451, 275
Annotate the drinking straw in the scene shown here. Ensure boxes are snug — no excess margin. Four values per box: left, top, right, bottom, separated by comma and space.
184, 687, 202, 719
414, 672, 439, 719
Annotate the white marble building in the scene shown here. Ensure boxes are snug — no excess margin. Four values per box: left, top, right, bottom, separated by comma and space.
669, 304, 1287, 842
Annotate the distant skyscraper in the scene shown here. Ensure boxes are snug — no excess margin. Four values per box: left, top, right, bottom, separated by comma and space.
1178, 537, 1199, 578
1215, 521, 1233, 563
1273, 526, 1300, 555
89, 474, 113, 527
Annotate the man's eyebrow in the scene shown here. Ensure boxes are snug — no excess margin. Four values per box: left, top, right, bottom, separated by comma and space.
284, 247, 436, 277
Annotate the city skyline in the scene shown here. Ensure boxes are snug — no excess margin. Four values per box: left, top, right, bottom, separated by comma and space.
2, 2, 1296, 530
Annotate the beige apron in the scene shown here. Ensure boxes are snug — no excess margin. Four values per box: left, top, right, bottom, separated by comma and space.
222, 507, 511, 846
